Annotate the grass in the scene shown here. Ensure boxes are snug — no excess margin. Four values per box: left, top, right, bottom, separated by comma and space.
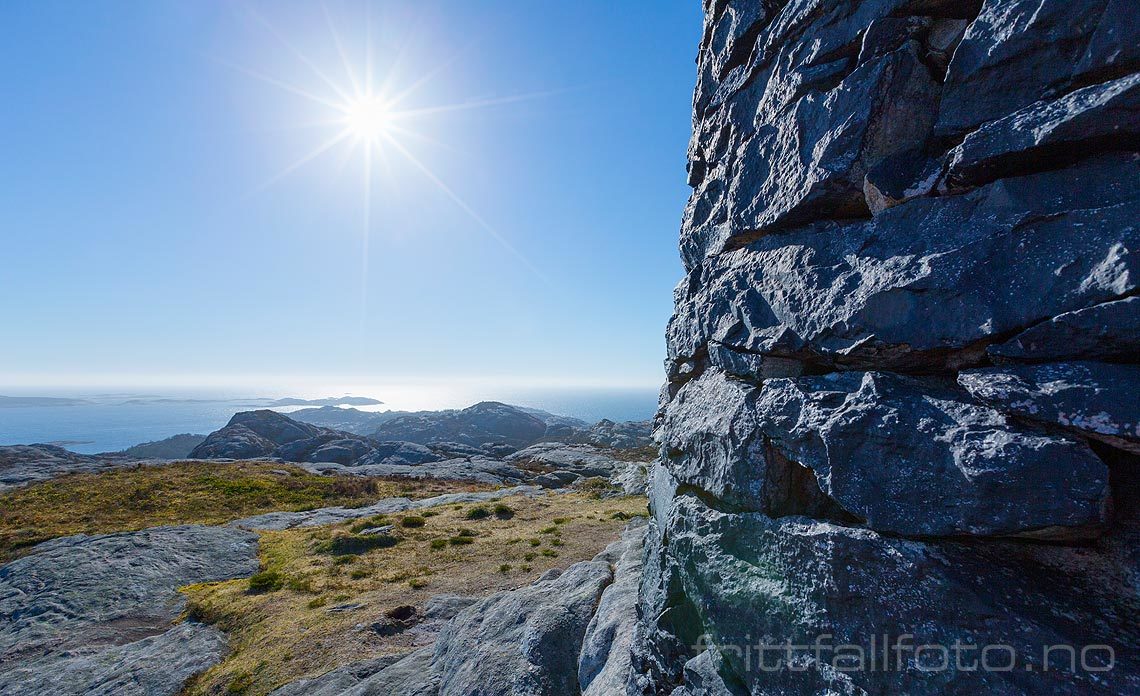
465, 506, 491, 520
0, 462, 491, 561
179, 491, 647, 695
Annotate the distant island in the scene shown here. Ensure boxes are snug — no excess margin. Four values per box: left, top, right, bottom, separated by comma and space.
264, 396, 383, 407
0, 396, 91, 408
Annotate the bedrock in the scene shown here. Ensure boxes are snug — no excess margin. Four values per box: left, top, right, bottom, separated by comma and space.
647, 0, 1140, 693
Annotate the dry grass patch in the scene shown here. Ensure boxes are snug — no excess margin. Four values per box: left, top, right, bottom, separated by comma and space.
0, 461, 490, 561
179, 492, 648, 696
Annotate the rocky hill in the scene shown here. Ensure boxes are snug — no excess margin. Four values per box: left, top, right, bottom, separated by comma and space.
368, 401, 549, 448
115, 433, 206, 459
636, 1, 1140, 694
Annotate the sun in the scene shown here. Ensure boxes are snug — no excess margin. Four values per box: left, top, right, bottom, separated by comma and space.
344, 96, 392, 142
229, 4, 552, 294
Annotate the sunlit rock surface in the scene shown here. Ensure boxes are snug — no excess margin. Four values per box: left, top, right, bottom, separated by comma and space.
642, 0, 1140, 693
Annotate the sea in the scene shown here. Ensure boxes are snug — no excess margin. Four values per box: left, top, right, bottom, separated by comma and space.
0, 386, 660, 455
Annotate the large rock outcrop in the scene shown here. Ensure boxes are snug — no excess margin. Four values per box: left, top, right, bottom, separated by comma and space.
0, 526, 259, 695
641, 1, 1140, 694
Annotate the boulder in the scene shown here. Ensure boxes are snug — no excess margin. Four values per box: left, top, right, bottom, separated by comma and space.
429, 548, 614, 695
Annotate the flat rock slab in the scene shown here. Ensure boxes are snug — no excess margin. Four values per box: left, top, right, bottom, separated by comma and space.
0, 621, 228, 696
0, 525, 259, 663
0, 525, 258, 695
960, 362, 1140, 453
228, 486, 544, 531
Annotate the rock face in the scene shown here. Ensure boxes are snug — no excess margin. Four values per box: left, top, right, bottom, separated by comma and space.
643, 1, 1140, 693
0, 525, 259, 695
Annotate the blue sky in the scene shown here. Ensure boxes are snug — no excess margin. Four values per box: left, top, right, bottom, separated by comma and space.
0, 1, 701, 393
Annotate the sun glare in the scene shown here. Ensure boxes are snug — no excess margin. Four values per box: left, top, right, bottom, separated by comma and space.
344, 96, 392, 142
228, 5, 552, 293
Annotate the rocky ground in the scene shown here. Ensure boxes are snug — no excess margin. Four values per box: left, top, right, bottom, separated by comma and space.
0, 403, 654, 695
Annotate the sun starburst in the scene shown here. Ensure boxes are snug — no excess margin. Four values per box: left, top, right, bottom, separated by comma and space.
222, 5, 552, 308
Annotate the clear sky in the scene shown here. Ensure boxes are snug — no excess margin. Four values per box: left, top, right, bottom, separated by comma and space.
0, 1, 701, 393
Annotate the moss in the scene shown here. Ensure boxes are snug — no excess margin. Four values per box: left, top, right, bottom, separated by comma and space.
316, 533, 398, 556
248, 570, 283, 594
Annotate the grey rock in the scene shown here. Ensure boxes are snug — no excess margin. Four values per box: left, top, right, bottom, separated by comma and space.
187, 422, 278, 459
0, 445, 135, 491
0, 622, 229, 696
862, 147, 942, 214
358, 440, 441, 466
345, 646, 439, 696
0, 526, 258, 695
0, 525, 258, 663
936, 0, 1136, 138
947, 72, 1140, 189
652, 0, 1140, 693
578, 521, 647, 696
507, 442, 652, 493
267, 655, 406, 696
422, 594, 478, 621
430, 549, 614, 695
639, 491, 1140, 694
989, 296, 1140, 362
541, 419, 654, 449
668, 154, 1140, 374
960, 362, 1140, 453
663, 370, 1109, 539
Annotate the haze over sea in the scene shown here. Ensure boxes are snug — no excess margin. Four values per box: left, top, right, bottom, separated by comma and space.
0, 384, 659, 454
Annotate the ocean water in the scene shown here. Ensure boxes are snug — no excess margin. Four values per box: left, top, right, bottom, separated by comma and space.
0, 387, 660, 454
